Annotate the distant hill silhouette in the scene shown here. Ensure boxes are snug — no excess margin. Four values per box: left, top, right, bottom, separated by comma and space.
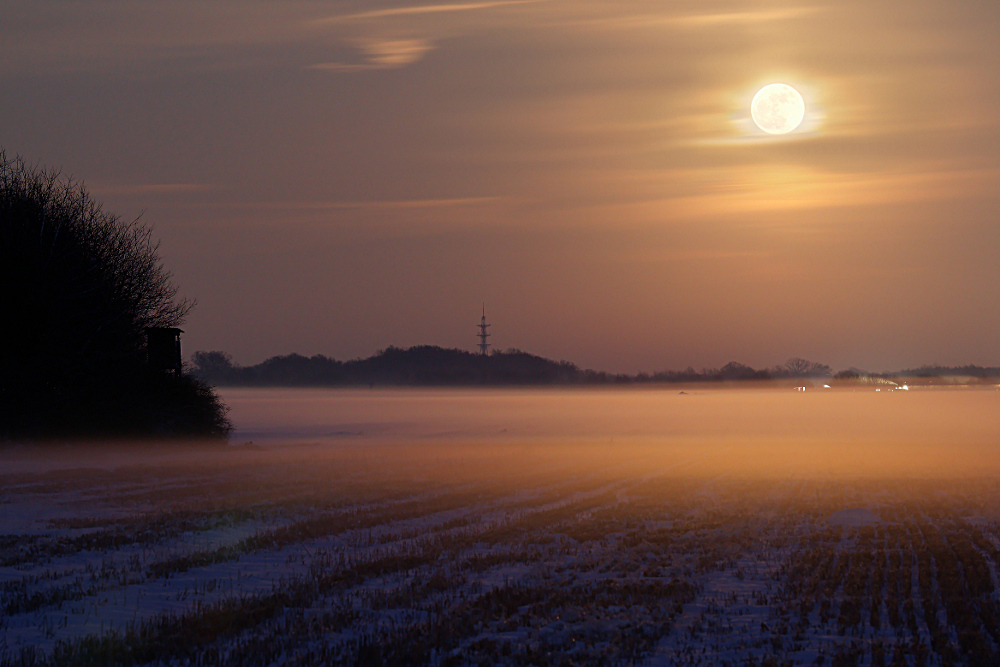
192, 346, 582, 386
190, 348, 843, 387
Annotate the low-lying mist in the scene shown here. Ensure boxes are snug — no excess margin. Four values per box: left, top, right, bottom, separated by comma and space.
4, 386, 997, 481
217, 386, 1000, 480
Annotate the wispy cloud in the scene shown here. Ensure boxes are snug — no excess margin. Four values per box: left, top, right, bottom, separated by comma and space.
89, 183, 210, 197
675, 7, 824, 27
188, 196, 506, 211
281, 196, 505, 210
541, 4, 825, 31
307, 0, 544, 71
310, 1, 543, 25
632, 164, 1000, 219
309, 38, 434, 71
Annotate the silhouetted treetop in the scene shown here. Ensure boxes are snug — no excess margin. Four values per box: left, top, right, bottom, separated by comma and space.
771, 357, 832, 378
719, 362, 771, 381
0, 151, 229, 439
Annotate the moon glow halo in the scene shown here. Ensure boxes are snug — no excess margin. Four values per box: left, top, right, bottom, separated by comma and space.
751, 83, 806, 134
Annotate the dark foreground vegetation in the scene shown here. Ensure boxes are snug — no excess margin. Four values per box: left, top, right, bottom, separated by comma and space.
191, 348, 834, 387
0, 152, 230, 440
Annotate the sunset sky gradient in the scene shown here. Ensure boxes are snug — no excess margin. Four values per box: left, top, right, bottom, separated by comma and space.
4, 1, 999, 372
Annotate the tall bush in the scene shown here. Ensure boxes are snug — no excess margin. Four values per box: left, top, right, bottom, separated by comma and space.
0, 151, 230, 440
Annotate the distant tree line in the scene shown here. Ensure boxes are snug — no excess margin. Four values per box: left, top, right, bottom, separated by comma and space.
895, 365, 1000, 379
190, 348, 836, 387
831, 365, 1000, 384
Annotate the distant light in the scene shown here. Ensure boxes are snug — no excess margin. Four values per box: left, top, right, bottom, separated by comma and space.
901, 385, 909, 391
823, 384, 831, 389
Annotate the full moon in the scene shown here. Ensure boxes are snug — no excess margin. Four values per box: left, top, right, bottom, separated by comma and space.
750, 83, 805, 134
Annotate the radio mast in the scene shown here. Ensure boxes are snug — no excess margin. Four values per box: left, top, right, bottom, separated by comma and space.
477, 304, 491, 355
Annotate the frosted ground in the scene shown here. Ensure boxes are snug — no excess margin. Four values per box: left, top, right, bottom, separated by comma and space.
2, 387, 1000, 666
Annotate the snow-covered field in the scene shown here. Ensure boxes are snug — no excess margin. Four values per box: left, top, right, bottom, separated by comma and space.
2, 387, 1000, 665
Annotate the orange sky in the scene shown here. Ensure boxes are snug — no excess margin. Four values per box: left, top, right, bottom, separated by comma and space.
4, 0, 1000, 372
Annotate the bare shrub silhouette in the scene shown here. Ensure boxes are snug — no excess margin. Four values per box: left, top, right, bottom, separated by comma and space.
0, 151, 230, 440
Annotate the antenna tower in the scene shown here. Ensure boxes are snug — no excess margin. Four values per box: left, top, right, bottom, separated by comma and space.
477, 304, 491, 355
